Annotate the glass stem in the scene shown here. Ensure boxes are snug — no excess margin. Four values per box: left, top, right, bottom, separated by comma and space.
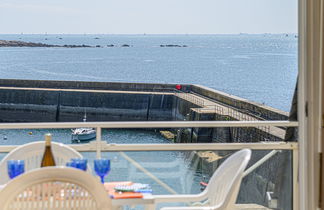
101, 176, 105, 183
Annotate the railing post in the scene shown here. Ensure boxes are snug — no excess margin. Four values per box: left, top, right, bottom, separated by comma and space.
293, 147, 299, 210
96, 127, 102, 159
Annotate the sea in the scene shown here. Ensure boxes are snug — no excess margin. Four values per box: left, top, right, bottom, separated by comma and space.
0, 34, 297, 208
0, 34, 298, 112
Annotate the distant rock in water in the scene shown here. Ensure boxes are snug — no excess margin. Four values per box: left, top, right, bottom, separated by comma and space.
95, 45, 101, 48
160, 44, 187, 47
107, 44, 114, 47
94, 37, 100, 39
63, 44, 92, 48
121, 44, 130, 47
0, 40, 92, 48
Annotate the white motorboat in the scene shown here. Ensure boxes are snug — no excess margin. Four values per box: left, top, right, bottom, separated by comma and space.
71, 113, 96, 142
71, 127, 96, 142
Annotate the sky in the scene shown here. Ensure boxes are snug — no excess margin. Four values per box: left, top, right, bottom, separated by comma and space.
0, 0, 297, 34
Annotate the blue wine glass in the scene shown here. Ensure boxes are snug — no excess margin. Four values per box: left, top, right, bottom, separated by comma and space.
7, 160, 25, 179
66, 161, 76, 168
94, 159, 110, 183
71, 158, 88, 171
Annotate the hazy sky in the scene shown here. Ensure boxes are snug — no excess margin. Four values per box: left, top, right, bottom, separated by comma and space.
0, 0, 297, 34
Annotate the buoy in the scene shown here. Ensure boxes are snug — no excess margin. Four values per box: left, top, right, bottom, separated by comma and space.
175, 84, 182, 90
3, 136, 7, 140
28, 132, 33, 135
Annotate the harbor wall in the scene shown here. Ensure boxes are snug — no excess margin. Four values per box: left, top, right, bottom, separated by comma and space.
0, 79, 289, 116
0, 79, 288, 120
0, 89, 174, 122
0, 79, 288, 143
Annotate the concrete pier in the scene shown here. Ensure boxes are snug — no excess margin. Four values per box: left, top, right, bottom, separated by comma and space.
0, 79, 288, 143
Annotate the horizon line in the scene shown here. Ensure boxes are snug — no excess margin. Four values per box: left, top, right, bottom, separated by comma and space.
0, 32, 298, 35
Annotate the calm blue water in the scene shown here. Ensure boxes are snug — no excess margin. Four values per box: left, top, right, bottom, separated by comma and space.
0, 34, 298, 112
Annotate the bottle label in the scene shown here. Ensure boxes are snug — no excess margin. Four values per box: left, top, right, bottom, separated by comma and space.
45, 139, 51, 146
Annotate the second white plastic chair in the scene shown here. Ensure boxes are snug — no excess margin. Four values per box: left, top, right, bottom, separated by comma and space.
154, 149, 252, 210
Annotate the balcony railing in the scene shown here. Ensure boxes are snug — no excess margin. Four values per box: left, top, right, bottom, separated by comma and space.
0, 120, 298, 210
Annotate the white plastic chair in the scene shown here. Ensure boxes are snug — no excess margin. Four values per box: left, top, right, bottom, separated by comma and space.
154, 149, 252, 210
0, 167, 112, 210
0, 141, 88, 185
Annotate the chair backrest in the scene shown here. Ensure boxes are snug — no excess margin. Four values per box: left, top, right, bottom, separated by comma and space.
0, 141, 86, 185
0, 167, 112, 210
204, 149, 251, 209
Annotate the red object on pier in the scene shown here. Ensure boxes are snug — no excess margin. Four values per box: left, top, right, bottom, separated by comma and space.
175, 84, 182, 90
200, 181, 208, 187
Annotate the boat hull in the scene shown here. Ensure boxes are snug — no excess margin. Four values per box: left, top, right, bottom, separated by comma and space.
71, 131, 96, 141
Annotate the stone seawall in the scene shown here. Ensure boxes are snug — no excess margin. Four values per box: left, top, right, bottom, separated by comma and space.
0, 79, 288, 143
0, 79, 289, 120
0, 88, 174, 122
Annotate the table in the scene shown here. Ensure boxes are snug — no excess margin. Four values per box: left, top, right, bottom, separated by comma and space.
105, 182, 155, 210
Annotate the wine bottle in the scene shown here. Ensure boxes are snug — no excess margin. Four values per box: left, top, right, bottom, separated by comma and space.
41, 133, 56, 167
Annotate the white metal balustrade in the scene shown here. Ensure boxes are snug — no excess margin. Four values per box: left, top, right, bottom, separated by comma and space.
0, 120, 299, 209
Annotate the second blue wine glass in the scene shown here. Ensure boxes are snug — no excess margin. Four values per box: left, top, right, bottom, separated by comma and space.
94, 159, 110, 183
71, 158, 88, 171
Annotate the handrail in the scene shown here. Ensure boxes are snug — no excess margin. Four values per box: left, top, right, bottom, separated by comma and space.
0, 142, 298, 153
243, 150, 280, 177
99, 142, 298, 151
0, 120, 298, 129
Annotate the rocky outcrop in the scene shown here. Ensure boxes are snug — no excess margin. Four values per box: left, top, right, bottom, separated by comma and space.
160, 44, 188, 47
0, 40, 189, 48
62, 44, 91, 48
0, 40, 92, 48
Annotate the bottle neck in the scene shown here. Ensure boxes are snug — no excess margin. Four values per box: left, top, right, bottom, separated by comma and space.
45, 139, 51, 146
45, 134, 52, 146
